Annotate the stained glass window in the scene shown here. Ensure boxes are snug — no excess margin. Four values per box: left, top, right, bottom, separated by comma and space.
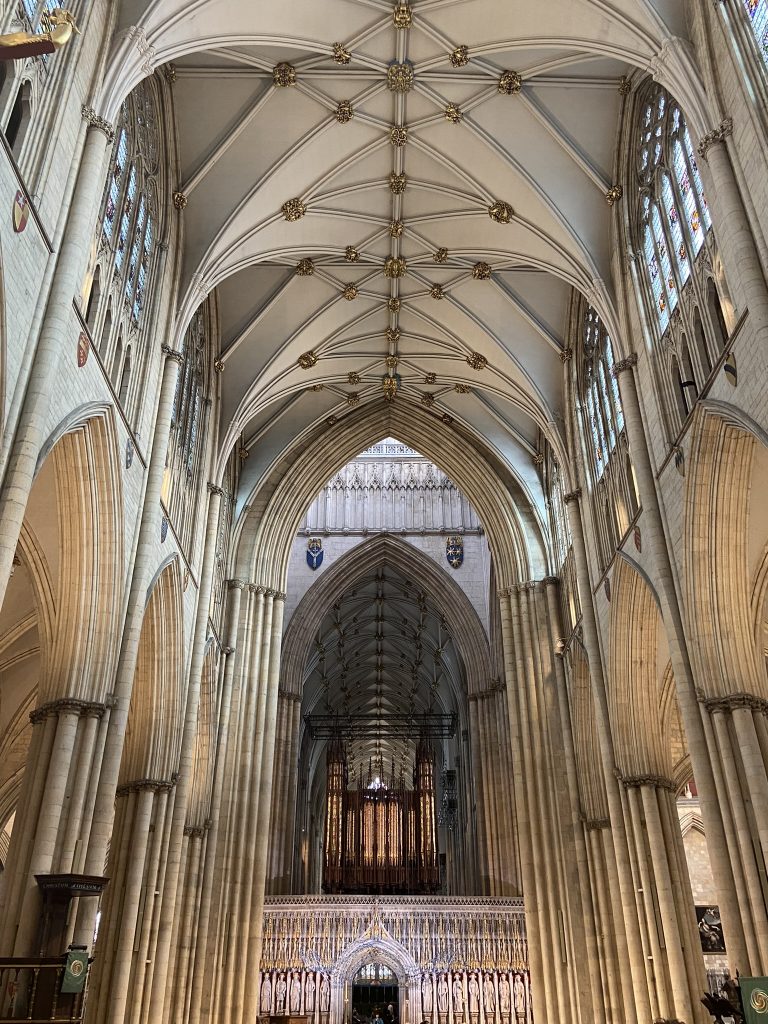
93, 81, 159, 332
581, 307, 624, 482
87, 79, 163, 419
636, 83, 713, 333
165, 303, 212, 553
742, 0, 768, 66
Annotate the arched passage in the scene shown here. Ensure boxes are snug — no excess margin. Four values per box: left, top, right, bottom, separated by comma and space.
269, 534, 499, 899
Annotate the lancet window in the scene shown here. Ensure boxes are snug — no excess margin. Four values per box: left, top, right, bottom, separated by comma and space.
740, 0, 768, 66
163, 301, 213, 557
577, 305, 639, 571
632, 81, 731, 439
83, 77, 163, 422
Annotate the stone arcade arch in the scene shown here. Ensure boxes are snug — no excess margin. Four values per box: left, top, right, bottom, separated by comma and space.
214, 412, 567, 1024
0, 408, 124, 956
330, 928, 422, 1024
270, 533, 495, 897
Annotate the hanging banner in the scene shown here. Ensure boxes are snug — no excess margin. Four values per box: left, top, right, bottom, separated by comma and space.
742, 977, 768, 1023
61, 948, 88, 993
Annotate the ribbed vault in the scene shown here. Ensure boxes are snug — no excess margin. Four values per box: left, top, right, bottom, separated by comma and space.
286, 534, 490, 797
96, 0, 718, 532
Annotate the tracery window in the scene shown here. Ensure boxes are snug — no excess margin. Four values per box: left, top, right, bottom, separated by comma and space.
578, 306, 639, 571
83, 77, 163, 421
740, 0, 768, 65
633, 81, 732, 439
162, 301, 213, 556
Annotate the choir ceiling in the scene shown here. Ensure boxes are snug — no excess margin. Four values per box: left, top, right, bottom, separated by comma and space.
111, 0, 693, 503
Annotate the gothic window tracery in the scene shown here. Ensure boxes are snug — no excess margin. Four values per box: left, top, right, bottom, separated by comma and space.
84, 77, 164, 421
577, 306, 639, 571
632, 81, 732, 439
162, 301, 213, 556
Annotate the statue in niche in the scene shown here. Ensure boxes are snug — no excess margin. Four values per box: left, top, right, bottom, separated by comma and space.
498, 975, 510, 1016
453, 975, 465, 1015
483, 974, 495, 1012
276, 972, 287, 1012
513, 976, 526, 1017
437, 973, 449, 1014
422, 974, 433, 1014
291, 971, 302, 1013
468, 974, 480, 1013
320, 973, 331, 1012
305, 972, 316, 1010
261, 974, 272, 1013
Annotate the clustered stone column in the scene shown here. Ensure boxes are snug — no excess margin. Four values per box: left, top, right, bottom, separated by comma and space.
200, 583, 286, 1024
612, 353, 754, 976
266, 689, 303, 894
497, 580, 598, 1024
0, 698, 109, 954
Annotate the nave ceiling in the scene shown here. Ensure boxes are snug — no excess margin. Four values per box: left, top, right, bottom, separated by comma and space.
105, 0, 701, 530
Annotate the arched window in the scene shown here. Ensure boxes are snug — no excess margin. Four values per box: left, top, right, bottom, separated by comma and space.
740, 0, 768, 66
88, 77, 163, 417
578, 305, 639, 570
637, 87, 711, 331
632, 81, 731, 439
162, 301, 213, 556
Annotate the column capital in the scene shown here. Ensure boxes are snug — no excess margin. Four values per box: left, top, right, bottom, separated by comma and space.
697, 116, 733, 159
540, 575, 559, 587
563, 487, 582, 505
222, 646, 235, 656
249, 584, 265, 594
207, 483, 225, 497
497, 586, 515, 598
611, 352, 638, 377
161, 344, 184, 365
81, 105, 115, 142
227, 578, 247, 591
703, 691, 768, 714
618, 771, 676, 792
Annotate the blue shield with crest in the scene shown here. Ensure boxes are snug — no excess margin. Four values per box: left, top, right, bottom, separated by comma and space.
307, 537, 324, 570
446, 536, 463, 569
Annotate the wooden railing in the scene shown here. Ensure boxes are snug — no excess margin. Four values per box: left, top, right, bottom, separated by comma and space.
0, 957, 87, 1022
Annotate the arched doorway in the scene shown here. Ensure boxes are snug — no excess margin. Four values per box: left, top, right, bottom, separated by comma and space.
351, 963, 398, 1024
331, 930, 421, 1024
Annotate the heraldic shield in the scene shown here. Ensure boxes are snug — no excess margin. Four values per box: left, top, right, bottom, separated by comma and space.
446, 535, 464, 569
307, 537, 324, 570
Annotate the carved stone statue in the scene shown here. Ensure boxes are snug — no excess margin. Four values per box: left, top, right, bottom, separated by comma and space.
437, 974, 449, 1014
468, 974, 480, 1013
276, 973, 287, 1011
291, 971, 302, 1013
305, 972, 316, 1010
261, 974, 272, 1014
513, 976, 525, 1016
453, 975, 465, 1014
320, 973, 330, 1012
498, 975, 511, 1015
483, 974, 495, 1012
422, 973, 433, 1014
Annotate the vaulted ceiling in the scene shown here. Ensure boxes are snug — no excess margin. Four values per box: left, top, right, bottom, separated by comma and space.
301, 563, 461, 772
108, 0, 698, 526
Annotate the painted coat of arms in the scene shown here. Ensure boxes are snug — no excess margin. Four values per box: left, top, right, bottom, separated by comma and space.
307, 537, 324, 570
446, 535, 463, 569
